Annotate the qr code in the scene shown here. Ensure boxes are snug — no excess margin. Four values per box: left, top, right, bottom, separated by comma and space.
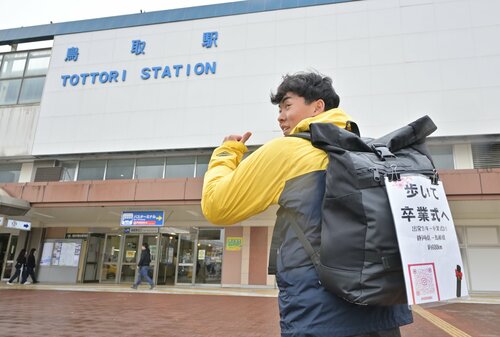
409, 263, 440, 303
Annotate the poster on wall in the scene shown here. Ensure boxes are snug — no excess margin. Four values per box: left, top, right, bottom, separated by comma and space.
59, 242, 76, 266
73, 243, 82, 266
51, 242, 63, 265
167, 247, 174, 264
40, 242, 54, 266
47, 241, 82, 267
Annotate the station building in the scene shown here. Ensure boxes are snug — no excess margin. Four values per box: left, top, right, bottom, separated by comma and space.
0, 0, 499, 293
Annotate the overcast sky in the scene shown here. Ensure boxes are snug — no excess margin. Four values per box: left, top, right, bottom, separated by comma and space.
0, 0, 240, 30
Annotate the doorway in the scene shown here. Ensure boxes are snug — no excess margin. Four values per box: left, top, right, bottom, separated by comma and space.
98, 229, 223, 286
157, 234, 178, 285
195, 229, 224, 285
176, 232, 196, 284
100, 233, 160, 284
120, 235, 141, 283
1, 234, 18, 280
174, 229, 224, 285
83, 234, 105, 282
100, 234, 121, 283
141, 235, 159, 282
0, 234, 10, 280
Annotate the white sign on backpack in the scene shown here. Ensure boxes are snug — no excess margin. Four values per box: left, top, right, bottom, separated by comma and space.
385, 174, 468, 305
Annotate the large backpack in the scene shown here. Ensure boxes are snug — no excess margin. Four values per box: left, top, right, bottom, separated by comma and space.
288, 115, 438, 306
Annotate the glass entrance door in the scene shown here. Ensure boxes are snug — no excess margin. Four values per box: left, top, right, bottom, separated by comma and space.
157, 234, 178, 285
83, 234, 104, 282
1, 235, 18, 280
100, 234, 121, 283
176, 233, 196, 284
120, 235, 139, 283
141, 235, 159, 283
0, 234, 10, 280
195, 229, 223, 285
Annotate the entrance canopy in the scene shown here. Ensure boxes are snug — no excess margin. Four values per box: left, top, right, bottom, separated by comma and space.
0, 188, 30, 216
25, 204, 278, 228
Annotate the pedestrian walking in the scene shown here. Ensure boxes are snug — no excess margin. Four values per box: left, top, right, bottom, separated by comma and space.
201, 72, 413, 337
21, 248, 39, 285
131, 243, 155, 290
6, 248, 26, 285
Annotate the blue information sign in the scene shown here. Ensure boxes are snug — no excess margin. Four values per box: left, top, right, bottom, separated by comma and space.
120, 211, 165, 227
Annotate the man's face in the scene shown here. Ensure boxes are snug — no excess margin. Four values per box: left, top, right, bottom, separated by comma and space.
277, 92, 322, 135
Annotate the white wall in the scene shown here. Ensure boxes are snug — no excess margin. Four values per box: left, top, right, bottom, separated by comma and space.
0, 105, 39, 157
32, 0, 500, 155
462, 226, 500, 292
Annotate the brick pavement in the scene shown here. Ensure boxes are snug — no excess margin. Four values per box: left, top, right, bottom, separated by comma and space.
0, 289, 280, 337
1, 288, 499, 337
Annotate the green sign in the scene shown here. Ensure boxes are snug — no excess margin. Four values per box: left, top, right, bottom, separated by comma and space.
226, 237, 243, 251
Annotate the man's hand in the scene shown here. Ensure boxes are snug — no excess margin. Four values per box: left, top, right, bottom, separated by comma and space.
223, 132, 252, 144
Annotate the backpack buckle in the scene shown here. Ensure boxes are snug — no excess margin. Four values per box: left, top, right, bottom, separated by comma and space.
430, 169, 440, 185
371, 144, 396, 161
388, 164, 400, 182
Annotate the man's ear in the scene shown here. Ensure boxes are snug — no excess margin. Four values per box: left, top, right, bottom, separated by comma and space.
312, 99, 326, 116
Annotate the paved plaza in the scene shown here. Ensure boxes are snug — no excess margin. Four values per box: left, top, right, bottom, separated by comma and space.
0, 284, 499, 337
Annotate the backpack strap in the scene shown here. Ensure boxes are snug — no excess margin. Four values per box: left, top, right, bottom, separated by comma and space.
272, 120, 360, 275
290, 120, 360, 142
289, 220, 321, 274
290, 132, 311, 140
268, 212, 321, 275
268, 218, 284, 275
365, 251, 402, 271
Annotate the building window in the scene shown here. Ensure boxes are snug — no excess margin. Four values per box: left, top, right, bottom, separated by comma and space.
18, 77, 46, 104
428, 145, 454, 170
61, 161, 78, 181
195, 155, 210, 177
135, 158, 164, 179
0, 79, 22, 105
472, 142, 500, 169
24, 50, 50, 76
0, 52, 27, 78
77, 160, 106, 181
105, 159, 134, 180
0, 49, 50, 106
165, 156, 195, 178
0, 163, 22, 183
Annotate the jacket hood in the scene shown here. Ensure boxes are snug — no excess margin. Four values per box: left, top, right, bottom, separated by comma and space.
290, 108, 353, 134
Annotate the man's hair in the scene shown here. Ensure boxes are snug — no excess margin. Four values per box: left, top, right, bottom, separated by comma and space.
270, 72, 340, 111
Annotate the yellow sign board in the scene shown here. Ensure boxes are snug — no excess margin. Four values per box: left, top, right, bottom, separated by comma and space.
126, 250, 136, 258
226, 237, 243, 251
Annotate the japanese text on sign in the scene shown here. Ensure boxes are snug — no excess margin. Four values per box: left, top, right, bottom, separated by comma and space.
386, 174, 468, 305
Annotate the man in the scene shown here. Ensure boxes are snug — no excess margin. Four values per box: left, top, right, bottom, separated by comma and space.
21, 248, 39, 284
131, 242, 155, 290
201, 72, 412, 337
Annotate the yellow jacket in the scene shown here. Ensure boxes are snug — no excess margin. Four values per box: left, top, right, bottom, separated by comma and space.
201, 108, 352, 225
